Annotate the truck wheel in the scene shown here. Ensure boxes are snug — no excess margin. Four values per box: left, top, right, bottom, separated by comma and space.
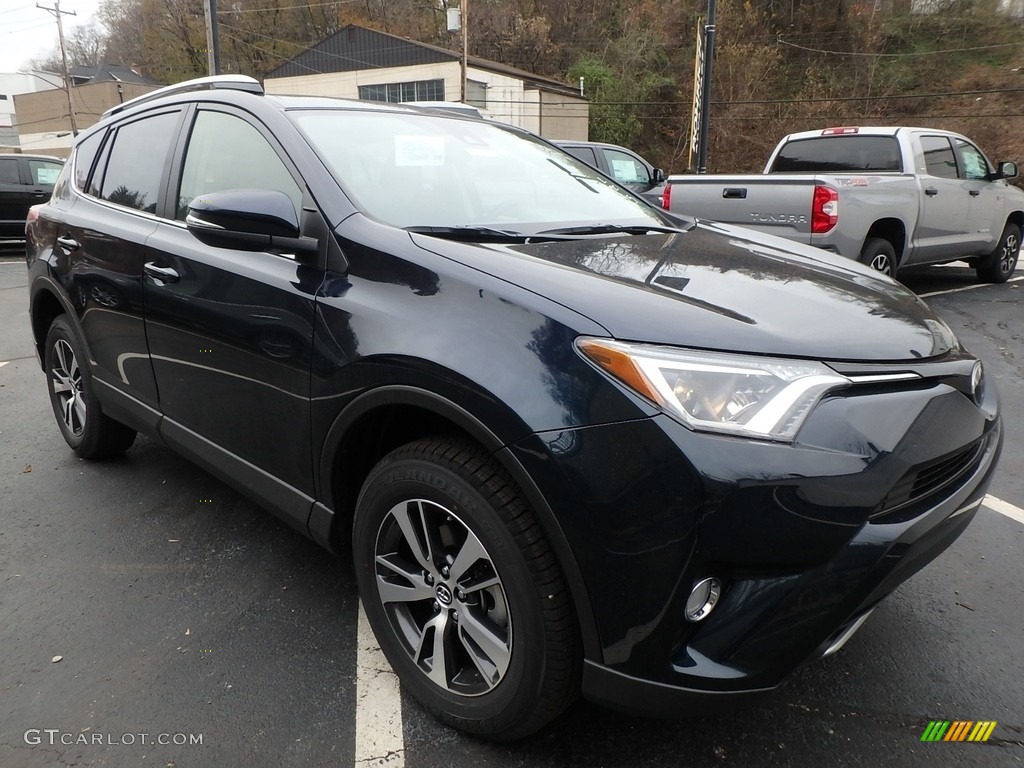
976, 223, 1020, 283
352, 437, 579, 740
858, 238, 897, 276
44, 315, 137, 459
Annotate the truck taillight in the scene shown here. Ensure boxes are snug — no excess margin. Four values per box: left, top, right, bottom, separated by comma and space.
812, 186, 838, 234
661, 183, 671, 210
821, 127, 859, 136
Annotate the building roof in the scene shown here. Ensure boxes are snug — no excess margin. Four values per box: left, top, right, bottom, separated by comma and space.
69, 65, 161, 86
266, 25, 581, 98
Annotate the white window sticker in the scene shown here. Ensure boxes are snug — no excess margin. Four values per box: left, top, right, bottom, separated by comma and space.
395, 136, 445, 167
35, 167, 62, 185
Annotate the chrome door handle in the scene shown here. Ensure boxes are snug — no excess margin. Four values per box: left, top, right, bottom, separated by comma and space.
56, 235, 80, 251
144, 262, 180, 283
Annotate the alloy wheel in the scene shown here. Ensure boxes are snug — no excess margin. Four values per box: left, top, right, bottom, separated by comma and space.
373, 498, 512, 697
50, 338, 86, 436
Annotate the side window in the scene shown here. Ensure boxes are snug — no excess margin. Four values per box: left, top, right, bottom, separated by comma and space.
955, 139, 990, 181
73, 130, 105, 191
0, 157, 19, 184
28, 160, 63, 186
921, 136, 957, 180
177, 109, 302, 221
561, 145, 598, 169
100, 111, 180, 213
601, 148, 648, 184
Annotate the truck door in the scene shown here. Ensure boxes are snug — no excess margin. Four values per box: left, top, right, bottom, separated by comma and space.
908, 135, 971, 265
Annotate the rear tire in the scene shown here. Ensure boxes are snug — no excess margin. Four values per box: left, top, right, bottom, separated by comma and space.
976, 222, 1020, 283
858, 238, 897, 277
44, 315, 136, 459
352, 437, 579, 741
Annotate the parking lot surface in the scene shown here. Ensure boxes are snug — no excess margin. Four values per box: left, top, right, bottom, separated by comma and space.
1, 254, 1022, 767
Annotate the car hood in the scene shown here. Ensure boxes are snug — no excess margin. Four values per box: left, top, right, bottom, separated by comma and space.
412, 221, 957, 362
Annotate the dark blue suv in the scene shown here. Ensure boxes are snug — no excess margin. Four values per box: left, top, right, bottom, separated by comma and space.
25, 75, 1002, 740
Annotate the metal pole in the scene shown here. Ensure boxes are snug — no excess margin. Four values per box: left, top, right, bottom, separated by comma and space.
204, 0, 222, 76
38, 0, 79, 137
697, 0, 716, 174
460, 0, 468, 103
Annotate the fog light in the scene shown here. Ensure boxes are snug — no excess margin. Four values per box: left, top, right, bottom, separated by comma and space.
685, 577, 721, 622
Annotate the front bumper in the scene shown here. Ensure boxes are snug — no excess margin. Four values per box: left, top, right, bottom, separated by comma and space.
510, 372, 1001, 717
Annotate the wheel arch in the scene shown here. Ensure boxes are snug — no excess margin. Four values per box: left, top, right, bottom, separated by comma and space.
313, 385, 602, 660
864, 218, 907, 265
29, 278, 78, 369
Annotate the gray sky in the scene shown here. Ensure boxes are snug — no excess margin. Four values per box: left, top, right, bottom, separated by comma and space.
1, 0, 103, 73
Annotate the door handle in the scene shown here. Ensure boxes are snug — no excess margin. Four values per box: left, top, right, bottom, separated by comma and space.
56, 235, 80, 251
723, 187, 747, 199
969, 190, 980, 197
144, 262, 180, 283
924, 187, 939, 197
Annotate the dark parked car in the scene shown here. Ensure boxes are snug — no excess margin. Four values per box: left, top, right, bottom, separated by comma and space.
554, 139, 665, 203
1, 153, 63, 241
26, 76, 1001, 741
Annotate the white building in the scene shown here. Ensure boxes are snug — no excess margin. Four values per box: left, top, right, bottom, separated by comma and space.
0, 72, 61, 153
264, 25, 589, 141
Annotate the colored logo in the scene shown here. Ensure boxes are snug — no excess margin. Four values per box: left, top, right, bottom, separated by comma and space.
921, 721, 997, 742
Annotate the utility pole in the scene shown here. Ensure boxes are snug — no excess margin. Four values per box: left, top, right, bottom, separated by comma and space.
688, 0, 717, 173
460, 0, 468, 103
37, 0, 79, 137
203, 0, 222, 76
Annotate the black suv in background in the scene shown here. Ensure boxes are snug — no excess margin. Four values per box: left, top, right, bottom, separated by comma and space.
554, 139, 665, 203
1, 154, 63, 242
25, 76, 1001, 740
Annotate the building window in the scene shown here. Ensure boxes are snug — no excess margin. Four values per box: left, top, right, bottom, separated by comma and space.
466, 80, 487, 109
358, 79, 445, 103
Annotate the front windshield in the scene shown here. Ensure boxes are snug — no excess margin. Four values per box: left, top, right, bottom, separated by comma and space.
291, 109, 663, 232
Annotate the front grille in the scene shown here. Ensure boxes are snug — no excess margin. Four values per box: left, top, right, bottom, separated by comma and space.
872, 440, 984, 521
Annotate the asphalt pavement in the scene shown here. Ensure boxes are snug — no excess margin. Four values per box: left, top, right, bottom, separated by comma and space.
1, 254, 1021, 768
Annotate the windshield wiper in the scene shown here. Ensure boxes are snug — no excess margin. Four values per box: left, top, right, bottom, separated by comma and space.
404, 225, 531, 243
536, 223, 691, 236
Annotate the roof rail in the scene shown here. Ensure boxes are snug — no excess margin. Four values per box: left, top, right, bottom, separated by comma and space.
102, 74, 263, 118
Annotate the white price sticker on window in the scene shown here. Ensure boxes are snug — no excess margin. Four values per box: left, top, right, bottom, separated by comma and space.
395, 135, 445, 166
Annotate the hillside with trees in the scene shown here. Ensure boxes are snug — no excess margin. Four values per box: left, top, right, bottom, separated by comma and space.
34, 0, 1024, 174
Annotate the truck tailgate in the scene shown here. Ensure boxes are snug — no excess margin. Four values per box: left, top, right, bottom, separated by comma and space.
667, 175, 820, 243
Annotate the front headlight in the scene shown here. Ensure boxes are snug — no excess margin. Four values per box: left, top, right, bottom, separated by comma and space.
577, 338, 850, 442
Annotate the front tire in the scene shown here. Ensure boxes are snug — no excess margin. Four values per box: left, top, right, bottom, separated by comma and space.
976, 222, 1020, 283
858, 237, 897, 277
352, 437, 579, 740
44, 315, 136, 459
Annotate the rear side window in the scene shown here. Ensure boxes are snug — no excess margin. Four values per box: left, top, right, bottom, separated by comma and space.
73, 131, 105, 191
99, 111, 180, 213
561, 145, 598, 168
0, 157, 19, 184
771, 136, 902, 173
921, 136, 957, 179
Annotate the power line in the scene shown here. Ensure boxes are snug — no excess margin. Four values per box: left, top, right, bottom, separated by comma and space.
777, 35, 1022, 58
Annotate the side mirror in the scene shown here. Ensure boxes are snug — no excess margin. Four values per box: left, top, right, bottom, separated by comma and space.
652, 168, 666, 184
995, 161, 1018, 180
186, 189, 318, 256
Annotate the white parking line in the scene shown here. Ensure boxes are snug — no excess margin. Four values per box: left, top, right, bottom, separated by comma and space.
984, 494, 1024, 526
354, 602, 405, 767
919, 275, 1024, 298
0, 361, 8, 369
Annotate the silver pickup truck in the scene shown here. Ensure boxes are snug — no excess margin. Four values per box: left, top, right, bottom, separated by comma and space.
661, 126, 1024, 282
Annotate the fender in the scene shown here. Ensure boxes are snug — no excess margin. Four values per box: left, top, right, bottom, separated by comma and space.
311, 383, 602, 659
